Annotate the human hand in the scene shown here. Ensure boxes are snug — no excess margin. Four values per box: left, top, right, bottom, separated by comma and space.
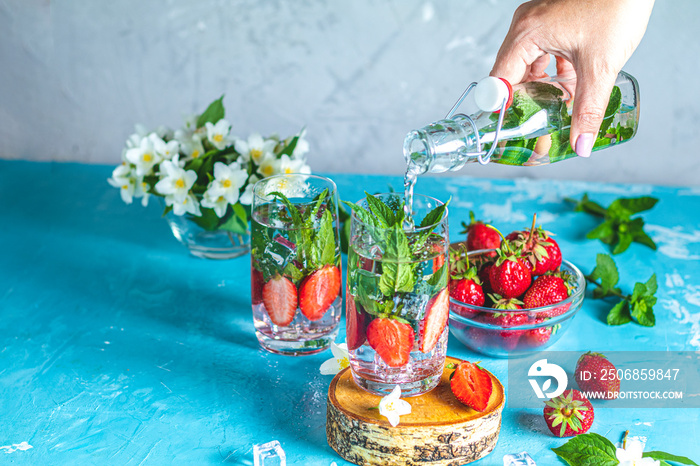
490, 0, 654, 157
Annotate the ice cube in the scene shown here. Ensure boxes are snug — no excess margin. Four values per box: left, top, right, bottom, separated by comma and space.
395, 292, 430, 321
503, 451, 537, 466
253, 440, 286, 466
264, 234, 297, 267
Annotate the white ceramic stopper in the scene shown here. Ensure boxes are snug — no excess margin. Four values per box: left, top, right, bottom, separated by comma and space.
474, 77, 510, 112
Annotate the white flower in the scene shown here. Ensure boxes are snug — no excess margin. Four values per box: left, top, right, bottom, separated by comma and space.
154, 156, 197, 203
150, 133, 180, 161
166, 192, 202, 217
155, 125, 174, 140
208, 161, 249, 205
320, 342, 350, 375
125, 124, 149, 149
108, 163, 136, 204
134, 177, 151, 207
239, 174, 258, 206
257, 154, 279, 178
378, 385, 411, 427
616, 438, 660, 466
178, 133, 205, 160
291, 130, 309, 159
200, 191, 229, 218
277, 154, 311, 175
125, 135, 161, 177
235, 133, 276, 165
205, 119, 234, 150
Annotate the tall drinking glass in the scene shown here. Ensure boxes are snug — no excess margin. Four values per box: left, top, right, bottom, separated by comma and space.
345, 193, 449, 396
251, 174, 342, 355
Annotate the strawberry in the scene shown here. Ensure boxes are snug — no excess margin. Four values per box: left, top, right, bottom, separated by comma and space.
460, 211, 501, 252
262, 275, 298, 326
523, 318, 558, 347
251, 267, 264, 305
543, 389, 594, 437
488, 236, 532, 299
523, 272, 573, 317
448, 244, 485, 307
366, 318, 415, 368
496, 329, 524, 351
450, 361, 494, 412
345, 292, 368, 351
419, 288, 450, 353
479, 295, 528, 350
574, 352, 620, 399
507, 214, 562, 276
299, 265, 341, 321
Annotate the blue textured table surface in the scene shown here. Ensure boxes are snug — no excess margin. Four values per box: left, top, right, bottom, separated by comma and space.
1, 160, 699, 465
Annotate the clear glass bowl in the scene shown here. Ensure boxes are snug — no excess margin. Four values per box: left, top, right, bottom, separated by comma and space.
448, 249, 586, 358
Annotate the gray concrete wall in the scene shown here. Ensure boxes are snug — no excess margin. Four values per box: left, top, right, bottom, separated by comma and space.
1, 0, 699, 186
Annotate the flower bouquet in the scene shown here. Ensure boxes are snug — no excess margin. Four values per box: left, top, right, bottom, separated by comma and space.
108, 96, 311, 259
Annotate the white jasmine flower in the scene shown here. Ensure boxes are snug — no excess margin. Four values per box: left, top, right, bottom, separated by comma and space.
200, 191, 229, 218
206, 161, 248, 205
126, 124, 149, 149
179, 134, 205, 160
150, 133, 180, 161
320, 342, 350, 375
154, 156, 197, 203
616, 438, 659, 466
291, 130, 309, 159
134, 177, 151, 207
235, 133, 276, 165
108, 163, 136, 204
182, 114, 198, 131
166, 192, 202, 217
239, 175, 258, 206
378, 385, 411, 427
257, 154, 279, 179
277, 153, 311, 175
125, 135, 161, 177
205, 119, 233, 150
155, 125, 174, 140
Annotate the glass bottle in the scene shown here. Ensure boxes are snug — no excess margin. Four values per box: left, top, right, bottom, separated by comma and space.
403, 71, 640, 176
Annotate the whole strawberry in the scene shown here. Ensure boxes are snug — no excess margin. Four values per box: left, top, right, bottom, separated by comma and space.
523, 318, 559, 348
575, 352, 620, 399
543, 389, 594, 437
488, 240, 532, 299
460, 211, 501, 252
507, 214, 562, 275
449, 244, 485, 308
523, 272, 572, 317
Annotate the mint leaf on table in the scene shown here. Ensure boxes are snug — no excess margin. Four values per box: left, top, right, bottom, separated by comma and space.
643, 451, 699, 466
196, 95, 225, 128
567, 194, 658, 254
586, 254, 658, 327
586, 253, 621, 299
551, 433, 619, 466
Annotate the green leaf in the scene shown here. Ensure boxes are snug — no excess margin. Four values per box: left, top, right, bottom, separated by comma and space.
586, 220, 616, 244
268, 191, 304, 228
276, 132, 301, 158
379, 226, 414, 296
551, 433, 620, 466
630, 278, 657, 327
364, 192, 395, 227
617, 196, 659, 214
342, 200, 377, 228
316, 210, 337, 266
607, 300, 632, 326
645, 273, 658, 295
418, 200, 449, 230
612, 230, 633, 255
588, 254, 620, 297
215, 202, 249, 234
599, 85, 622, 135
283, 261, 305, 284
426, 262, 448, 289
632, 228, 658, 250
643, 451, 699, 466
196, 95, 225, 128
189, 207, 222, 231
568, 193, 608, 217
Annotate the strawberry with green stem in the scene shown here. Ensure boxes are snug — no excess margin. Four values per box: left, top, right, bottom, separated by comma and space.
449, 244, 485, 309
506, 213, 562, 276
543, 389, 594, 438
524, 271, 574, 318
460, 211, 501, 253
487, 227, 532, 299
574, 352, 620, 399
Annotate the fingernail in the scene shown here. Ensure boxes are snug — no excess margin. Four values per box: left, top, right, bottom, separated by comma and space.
575, 133, 594, 158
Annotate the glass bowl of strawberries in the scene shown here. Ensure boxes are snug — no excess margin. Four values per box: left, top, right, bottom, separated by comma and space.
447, 217, 586, 358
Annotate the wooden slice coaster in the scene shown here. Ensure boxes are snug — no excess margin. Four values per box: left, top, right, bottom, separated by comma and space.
326, 357, 505, 466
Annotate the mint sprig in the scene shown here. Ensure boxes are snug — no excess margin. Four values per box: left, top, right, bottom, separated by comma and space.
566, 194, 658, 255
585, 253, 658, 327
552, 432, 697, 466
